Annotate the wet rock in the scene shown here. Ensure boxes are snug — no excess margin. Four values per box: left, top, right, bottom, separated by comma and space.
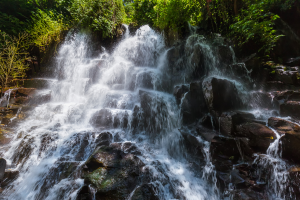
23, 79, 49, 89
280, 101, 300, 119
131, 184, 159, 200
248, 91, 279, 109
1, 170, 19, 188
268, 117, 300, 135
263, 81, 297, 91
286, 57, 300, 66
269, 117, 300, 164
195, 125, 216, 142
202, 77, 244, 112
11, 135, 35, 165
131, 105, 141, 132
28, 90, 51, 105
81, 143, 149, 200
289, 167, 300, 199
234, 122, 276, 153
139, 90, 177, 134
217, 45, 233, 65
35, 161, 81, 200
198, 114, 214, 129
180, 81, 208, 124
211, 136, 254, 173
179, 127, 206, 158
212, 111, 256, 136
173, 84, 189, 105
273, 69, 299, 85
231, 188, 267, 200
38, 133, 58, 157
0, 158, 6, 180
90, 109, 113, 128
96, 132, 113, 147
229, 63, 252, 81
76, 185, 94, 200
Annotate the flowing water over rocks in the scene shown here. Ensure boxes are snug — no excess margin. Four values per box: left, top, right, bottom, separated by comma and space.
1, 26, 300, 200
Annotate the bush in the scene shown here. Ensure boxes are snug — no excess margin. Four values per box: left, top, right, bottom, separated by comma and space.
69, 0, 126, 38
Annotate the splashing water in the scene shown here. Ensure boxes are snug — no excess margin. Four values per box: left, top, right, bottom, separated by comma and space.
1, 26, 220, 200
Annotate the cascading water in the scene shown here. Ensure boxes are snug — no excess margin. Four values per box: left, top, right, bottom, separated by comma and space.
0, 26, 220, 200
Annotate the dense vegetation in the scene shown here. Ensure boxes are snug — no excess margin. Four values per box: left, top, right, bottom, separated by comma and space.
0, 0, 299, 90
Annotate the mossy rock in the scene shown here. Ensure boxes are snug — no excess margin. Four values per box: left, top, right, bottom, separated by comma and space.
80, 143, 151, 200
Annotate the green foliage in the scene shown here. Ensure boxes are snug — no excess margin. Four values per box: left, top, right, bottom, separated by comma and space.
131, 0, 157, 26
0, 32, 29, 88
29, 9, 67, 52
154, 0, 204, 30
230, 1, 283, 54
69, 0, 126, 38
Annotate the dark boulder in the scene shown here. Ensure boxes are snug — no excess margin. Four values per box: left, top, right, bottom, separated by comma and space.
173, 84, 189, 105
202, 77, 244, 112
280, 101, 300, 119
81, 143, 149, 200
0, 158, 6, 180
139, 90, 178, 135
248, 91, 279, 109
96, 132, 113, 147
269, 117, 300, 164
289, 167, 300, 199
273, 69, 299, 85
131, 184, 159, 200
210, 136, 254, 172
0, 170, 19, 189
212, 111, 256, 136
181, 81, 208, 124
234, 122, 276, 153
90, 109, 113, 128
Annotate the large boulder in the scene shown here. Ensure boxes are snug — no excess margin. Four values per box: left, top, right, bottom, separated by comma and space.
202, 77, 244, 112
130, 184, 159, 200
90, 109, 113, 128
234, 122, 276, 153
210, 136, 254, 172
138, 90, 178, 135
280, 101, 300, 119
0, 158, 6, 180
268, 117, 300, 164
80, 143, 152, 200
180, 81, 208, 124
173, 84, 189, 105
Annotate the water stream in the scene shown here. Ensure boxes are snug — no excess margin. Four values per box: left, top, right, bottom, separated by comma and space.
1, 26, 220, 200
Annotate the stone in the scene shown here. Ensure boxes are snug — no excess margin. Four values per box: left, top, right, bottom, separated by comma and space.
90, 109, 113, 128
28, 90, 51, 105
286, 57, 300, 66
280, 101, 300, 119
202, 77, 244, 112
173, 84, 189, 105
96, 132, 113, 147
131, 184, 159, 200
210, 136, 254, 172
138, 90, 177, 134
234, 122, 276, 153
180, 81, 208, 124
248, 91, 279, 109
0, 158, 6, 180
1, 170, 19, 188
272, 69, 299, 85
23, 79, 49, 89
211, 111, 256, 136
269, 117, 300, 164
81, 143, 149, 200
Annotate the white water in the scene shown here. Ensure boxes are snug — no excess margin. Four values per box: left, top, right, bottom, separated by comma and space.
1, 26, 220, 200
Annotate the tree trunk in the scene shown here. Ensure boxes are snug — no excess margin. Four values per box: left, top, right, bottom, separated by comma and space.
234, 0, 238, 15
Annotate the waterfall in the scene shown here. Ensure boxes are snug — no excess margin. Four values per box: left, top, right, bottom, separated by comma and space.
0, 26, 220, 200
